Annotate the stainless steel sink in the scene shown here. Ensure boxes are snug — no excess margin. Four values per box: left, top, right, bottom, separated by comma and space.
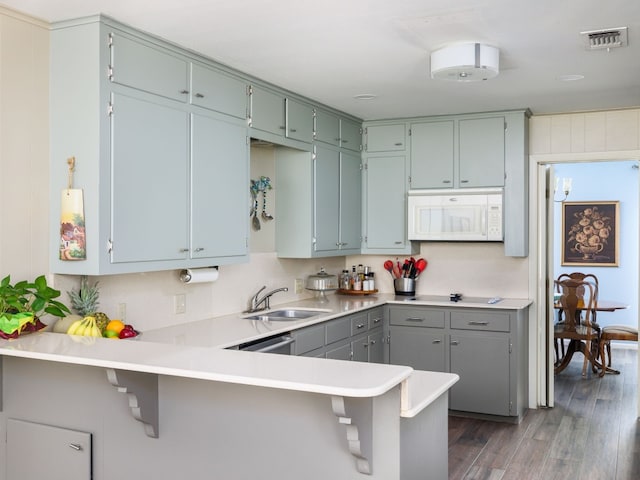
242, 309, 326, 322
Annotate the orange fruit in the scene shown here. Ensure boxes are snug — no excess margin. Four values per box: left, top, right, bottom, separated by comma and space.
106, 319, 125, 334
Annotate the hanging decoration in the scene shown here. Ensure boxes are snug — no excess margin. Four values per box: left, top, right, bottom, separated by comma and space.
59, 156, 86, 260
249, 176, 273, 231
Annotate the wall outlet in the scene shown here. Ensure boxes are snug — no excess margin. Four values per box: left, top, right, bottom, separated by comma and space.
174, 294, 186, 314
295, 278, 304, 294
117, 303, 127, 321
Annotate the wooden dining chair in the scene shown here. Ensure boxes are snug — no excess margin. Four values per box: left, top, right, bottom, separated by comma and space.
554, 277, 600, 376
598, 324, 639, 377
554, 272, 600, 363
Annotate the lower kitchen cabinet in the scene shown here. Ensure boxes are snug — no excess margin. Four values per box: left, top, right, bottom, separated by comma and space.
387, 305, 528, 421
6, 419, 92, 480
293, 307, 384, 363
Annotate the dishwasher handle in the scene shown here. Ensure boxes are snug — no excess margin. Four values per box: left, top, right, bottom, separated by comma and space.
254, 336, 295, 353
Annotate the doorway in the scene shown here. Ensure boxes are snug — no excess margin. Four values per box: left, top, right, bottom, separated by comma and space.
532, 155, 640, 409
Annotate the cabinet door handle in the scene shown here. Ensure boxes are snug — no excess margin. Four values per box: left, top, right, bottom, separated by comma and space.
279, 125, 286, 130
194, 247, 204, 252
451, 340, 459, 345
195, 93, 205, 98
460, 179, 469, 183
356, 323, 365, 329
342, 139, 348, 143
406, 317, 423, 322
373, 318, 381, 324
394, 241, 403, 245
469, 321, 489, 326
334, 137, 341, 142
443, 180, 452, 183
432, 339, 442, 344
394, 142, 403, 146
179, 248, 190, 253
290, 128, 297, 133
68, 443, 83, 451
180, 90, 189, 94
370, 340, 376, 345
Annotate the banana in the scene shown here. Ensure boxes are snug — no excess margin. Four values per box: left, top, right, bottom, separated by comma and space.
66, 319, 83, 335
89, 324, 102, 337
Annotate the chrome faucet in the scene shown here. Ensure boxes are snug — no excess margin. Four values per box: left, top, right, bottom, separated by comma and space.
246, 285, 289, 313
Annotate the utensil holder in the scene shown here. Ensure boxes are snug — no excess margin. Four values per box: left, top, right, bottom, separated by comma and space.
394, 278, 416, 296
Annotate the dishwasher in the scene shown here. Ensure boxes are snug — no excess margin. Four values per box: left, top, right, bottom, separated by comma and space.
235, 332, 295, 355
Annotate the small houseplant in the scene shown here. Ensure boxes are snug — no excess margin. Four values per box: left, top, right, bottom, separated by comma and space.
0, 275, 70, 339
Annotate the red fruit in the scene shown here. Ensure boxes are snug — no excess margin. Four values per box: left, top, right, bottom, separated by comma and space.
118, 325, 137, 339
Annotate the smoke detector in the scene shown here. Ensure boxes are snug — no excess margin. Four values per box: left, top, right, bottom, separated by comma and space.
581, 27, 628, 50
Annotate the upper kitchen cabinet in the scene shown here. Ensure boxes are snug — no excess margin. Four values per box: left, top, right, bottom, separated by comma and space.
314, 109, 341, 147
286, 98, 314, 143
364, 124, 407, 152
109, 32, 189, 102
190, 63, 248, 119
410, 115, 505, 189
275, 144, 361, 258
50, 17, 249, 275
340, 118, 363, 152
249, 85, 286, 136
361, 123, 418, 254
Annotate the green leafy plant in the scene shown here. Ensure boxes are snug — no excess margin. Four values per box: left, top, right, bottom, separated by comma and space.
0, 275, 71, 319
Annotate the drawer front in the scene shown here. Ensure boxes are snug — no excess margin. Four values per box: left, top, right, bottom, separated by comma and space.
368, 307, 384, 330
450, 311, 511, 332
326, 316, 352, 344
293, 324, 325, 354
389, 307, 446, 328
325, 341, 352, 361
351, 312, 370, 335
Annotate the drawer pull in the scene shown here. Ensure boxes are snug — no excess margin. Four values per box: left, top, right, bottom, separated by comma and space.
356, 323, 365, 329
372, 318, 381, 324
469, 321, 489, 326
195, 93, 205, 98
432, 339, 441, 344
180, 90, 189, 94
451, 340, 459, 345
179, 248, 189, 252
406, 317, 424, 322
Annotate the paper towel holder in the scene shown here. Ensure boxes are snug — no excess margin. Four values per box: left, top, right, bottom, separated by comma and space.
179, 266, 218, 283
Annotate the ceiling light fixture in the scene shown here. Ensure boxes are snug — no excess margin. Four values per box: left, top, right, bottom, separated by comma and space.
430, 43, 499, 82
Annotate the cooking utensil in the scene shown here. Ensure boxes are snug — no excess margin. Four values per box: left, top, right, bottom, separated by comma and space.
261, 191, 273, 221
251, 195, 261, 231
415, 258, 427, 276
383, 260, 394, 278
392, 259, 401, 278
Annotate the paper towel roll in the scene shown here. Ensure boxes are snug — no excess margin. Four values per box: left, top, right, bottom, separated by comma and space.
180, 267, 219, 284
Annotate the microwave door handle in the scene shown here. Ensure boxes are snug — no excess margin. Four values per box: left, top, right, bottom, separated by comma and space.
482, 208, 487, 236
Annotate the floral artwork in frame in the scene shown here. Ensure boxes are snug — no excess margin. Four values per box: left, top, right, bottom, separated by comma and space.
561, 201, 619, 267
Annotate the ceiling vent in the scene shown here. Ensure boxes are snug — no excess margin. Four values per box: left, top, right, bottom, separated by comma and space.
581, 27, 628, 50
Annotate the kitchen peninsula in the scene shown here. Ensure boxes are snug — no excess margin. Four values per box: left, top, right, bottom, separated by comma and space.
0, 294, 474, 480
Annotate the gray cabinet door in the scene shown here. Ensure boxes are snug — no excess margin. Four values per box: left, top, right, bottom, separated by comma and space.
7, 419, 92, 480
364, 155, 408, 250
449, 332, 510, 415
191, 63, 247, 119
110, 93, 189, 264
315, 109, 340, 146
340, 118, 362, 152
286, 98, 314, 143
314, 145, 341, 253
389, 325, 446, 372
110, 33, 188, 102
191, 113, 248, 259
339, 151, 362, 252
365, 124, 406, 152
410, 120, 455, 189
325, 341, 352, 360
459, 116, 505, 187
368, 329, 385, 364
250, 85, 285, 135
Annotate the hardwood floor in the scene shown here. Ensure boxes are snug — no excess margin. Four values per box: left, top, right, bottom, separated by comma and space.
448, 347, 640, 480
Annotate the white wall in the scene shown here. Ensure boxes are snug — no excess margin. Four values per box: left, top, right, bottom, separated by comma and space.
0, 8, 49, 281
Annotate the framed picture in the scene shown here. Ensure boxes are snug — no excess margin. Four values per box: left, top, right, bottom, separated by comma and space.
561, 201, 619, 266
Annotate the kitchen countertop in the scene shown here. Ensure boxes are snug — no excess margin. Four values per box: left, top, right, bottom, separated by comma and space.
0, 293, 529, 413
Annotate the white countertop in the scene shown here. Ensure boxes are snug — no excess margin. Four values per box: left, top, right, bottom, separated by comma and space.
0, 293, 528, 411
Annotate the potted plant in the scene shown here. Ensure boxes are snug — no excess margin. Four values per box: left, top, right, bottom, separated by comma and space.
0, 275, 70, 339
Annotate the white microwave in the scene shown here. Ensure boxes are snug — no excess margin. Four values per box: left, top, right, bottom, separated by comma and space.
408, 188, 503, 241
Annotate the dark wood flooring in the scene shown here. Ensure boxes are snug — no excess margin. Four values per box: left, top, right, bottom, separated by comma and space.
448, 347, 640, 480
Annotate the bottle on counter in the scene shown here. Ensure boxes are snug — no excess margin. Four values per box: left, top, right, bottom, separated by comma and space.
350, 265, 357, 290
353, 265, 362, 291
340, 270, 350, 290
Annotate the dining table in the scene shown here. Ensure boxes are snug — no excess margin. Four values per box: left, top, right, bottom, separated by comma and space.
553, 299, 629, 375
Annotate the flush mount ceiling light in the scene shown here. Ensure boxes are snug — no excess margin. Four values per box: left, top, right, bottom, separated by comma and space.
430, 43, 499, 82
